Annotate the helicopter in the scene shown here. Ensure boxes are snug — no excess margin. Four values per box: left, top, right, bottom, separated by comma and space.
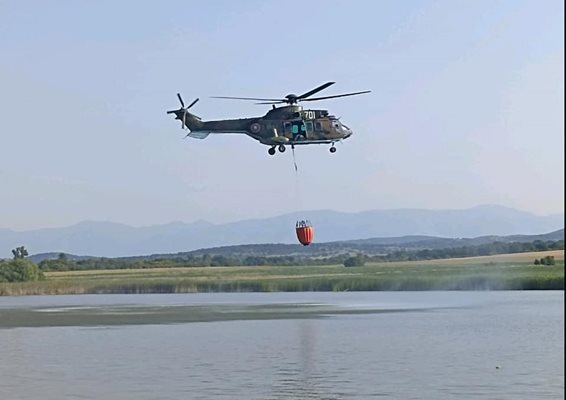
167, 82, 370, 155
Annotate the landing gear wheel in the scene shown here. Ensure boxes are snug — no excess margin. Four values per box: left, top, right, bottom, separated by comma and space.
278, 144, 286, 153
329, 146, 337, 153
268, 147, 276, 155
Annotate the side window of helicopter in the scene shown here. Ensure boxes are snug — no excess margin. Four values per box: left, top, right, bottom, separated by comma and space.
305, 121, 313, 132
314, 121, 322, 131
291, 121, 306, 138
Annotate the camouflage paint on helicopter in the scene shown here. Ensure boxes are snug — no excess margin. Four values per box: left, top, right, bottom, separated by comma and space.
167, 82, 370, 155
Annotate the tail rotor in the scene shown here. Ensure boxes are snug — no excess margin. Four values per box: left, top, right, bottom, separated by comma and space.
167, 93, 199, 130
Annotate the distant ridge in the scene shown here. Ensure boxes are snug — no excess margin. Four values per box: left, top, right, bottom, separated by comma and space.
343, 229, 564, 247
28, 229, 564, 263
2, 205, 563, 258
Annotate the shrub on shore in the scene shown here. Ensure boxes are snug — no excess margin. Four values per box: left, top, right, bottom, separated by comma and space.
0, 259, 44, 282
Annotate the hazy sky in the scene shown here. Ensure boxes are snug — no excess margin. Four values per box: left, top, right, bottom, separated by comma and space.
0, 0, 563, 231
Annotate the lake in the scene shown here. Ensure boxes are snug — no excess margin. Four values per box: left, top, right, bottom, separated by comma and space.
0, 291, 563, 399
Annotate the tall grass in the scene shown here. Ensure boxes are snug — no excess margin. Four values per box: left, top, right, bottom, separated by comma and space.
1, 253, 563, 295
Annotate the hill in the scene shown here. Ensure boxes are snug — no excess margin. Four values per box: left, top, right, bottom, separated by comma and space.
29, 229, 563, 263
3, 205, 563, 258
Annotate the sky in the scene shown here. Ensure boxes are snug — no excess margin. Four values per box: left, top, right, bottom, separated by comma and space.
0, 0, 563, 231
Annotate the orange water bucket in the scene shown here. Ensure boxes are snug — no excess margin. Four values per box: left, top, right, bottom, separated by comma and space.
295, 220, 314, 246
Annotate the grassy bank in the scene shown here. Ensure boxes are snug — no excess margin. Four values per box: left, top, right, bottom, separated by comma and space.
1, 251, 563, 295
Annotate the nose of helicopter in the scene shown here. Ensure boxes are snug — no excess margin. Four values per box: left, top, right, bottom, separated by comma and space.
342, 123, 353, 138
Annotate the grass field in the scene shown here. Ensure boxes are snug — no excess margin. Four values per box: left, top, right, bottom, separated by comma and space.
1, 250, 563, 295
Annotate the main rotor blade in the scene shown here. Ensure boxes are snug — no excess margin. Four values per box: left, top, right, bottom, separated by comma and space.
211, 96, 284, 102
176, 93, 185, 108
297, 82, 335, 99
255, 101, 287, 105
300, 90, 371, 102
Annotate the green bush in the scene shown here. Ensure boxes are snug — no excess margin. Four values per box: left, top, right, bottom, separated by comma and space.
0, 259, 44, 282
543, 256, 556, 265
344, 254, 366, 267
536, 256, 556, 266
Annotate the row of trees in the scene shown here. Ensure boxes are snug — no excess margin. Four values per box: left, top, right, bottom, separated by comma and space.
36, 240, 563, 271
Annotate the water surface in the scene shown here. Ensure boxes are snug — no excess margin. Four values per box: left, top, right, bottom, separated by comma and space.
0, 291, 563, 399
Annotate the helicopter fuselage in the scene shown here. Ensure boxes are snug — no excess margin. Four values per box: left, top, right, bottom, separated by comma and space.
172, 105, 353, 154
168, 82, 369, 154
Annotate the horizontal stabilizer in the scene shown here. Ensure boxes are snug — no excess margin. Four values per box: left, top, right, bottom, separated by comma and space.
186, 131, 211, 139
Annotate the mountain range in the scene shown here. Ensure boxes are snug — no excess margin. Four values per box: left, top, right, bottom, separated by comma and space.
1, 205, 563, 258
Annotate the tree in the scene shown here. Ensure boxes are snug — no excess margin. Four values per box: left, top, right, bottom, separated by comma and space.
11, 246, 29, 259
543, 255, 555, 265
201, 253, 212, 267
534, 259, 540, 265
39, 258, 72, 272
344, 254, 366, 267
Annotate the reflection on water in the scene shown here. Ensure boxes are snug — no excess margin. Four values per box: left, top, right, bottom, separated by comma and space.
270, 320, 331, 400
0, 291, 563, 399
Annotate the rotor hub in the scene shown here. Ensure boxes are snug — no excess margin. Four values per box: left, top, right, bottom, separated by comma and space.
285, 94, 298, 104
